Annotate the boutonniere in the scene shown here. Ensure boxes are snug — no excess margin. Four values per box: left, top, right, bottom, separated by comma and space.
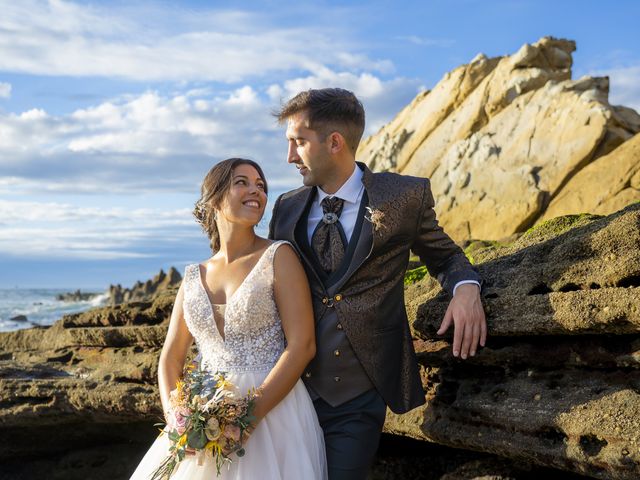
365, 206, 386, 231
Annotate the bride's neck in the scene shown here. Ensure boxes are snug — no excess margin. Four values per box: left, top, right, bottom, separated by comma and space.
216, 223, 258, 263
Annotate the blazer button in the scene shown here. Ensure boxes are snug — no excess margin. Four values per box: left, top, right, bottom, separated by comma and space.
334, 349, 340, 356
334, 294, 343, 302
336, 323, 343, 330
334, 376, 341, 382
322, 296, 334, 307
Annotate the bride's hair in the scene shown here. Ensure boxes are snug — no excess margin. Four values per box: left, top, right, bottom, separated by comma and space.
193, 158, 268, 253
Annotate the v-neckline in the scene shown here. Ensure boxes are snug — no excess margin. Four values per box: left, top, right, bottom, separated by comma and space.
196, 242, 276, 340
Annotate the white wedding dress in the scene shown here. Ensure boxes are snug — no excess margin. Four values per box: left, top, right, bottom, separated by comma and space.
130, 241, 327, 480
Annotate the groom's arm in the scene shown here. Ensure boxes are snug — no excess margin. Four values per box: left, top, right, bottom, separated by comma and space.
410, 179, 485, 359
410, 179, 481, 294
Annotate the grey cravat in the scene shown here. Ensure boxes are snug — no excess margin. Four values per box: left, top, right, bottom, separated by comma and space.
311, 196, 346, 274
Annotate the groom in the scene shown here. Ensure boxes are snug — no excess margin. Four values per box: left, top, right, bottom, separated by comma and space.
269, 88, 485, 479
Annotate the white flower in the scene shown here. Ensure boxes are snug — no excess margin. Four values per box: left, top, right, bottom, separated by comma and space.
205, 417, 222, 441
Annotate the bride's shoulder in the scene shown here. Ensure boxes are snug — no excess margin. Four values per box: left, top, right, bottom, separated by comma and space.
271, 240, 301, 269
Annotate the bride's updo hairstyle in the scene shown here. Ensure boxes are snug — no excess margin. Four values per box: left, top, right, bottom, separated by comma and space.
193, 158, 268, 253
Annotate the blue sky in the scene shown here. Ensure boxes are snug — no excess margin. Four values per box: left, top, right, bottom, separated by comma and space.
0, 0, 638, 289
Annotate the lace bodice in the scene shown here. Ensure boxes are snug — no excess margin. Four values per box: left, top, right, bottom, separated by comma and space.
183, 241, 289, 373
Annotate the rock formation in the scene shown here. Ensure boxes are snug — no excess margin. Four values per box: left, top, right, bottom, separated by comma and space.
386, 202, 640, 479
56, 289, 100, 302
2, 204, 638, 478
540, 133, 640, 222
357, 37, 640, 242
107, 267, 182, 305
0, 290, 177, 479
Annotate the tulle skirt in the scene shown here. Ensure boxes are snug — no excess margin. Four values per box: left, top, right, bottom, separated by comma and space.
129, 370, 327, 480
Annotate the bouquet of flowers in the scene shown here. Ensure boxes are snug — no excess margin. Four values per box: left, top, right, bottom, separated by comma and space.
151, 363, 256, 479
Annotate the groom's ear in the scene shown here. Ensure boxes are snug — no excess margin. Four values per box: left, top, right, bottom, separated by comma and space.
327, 131, 346, 154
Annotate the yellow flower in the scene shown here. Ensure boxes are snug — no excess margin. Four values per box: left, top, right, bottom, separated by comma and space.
216, 377, 233, 390
205, 440, 222, 454
178, 434, 188, 447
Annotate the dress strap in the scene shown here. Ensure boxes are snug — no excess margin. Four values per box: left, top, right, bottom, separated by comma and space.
266, 240, 294, 264
183, 263, 198, 286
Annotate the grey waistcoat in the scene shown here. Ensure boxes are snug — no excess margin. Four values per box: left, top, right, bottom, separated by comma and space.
296, 193, 374, 406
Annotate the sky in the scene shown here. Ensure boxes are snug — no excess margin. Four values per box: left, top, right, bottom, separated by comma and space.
0, 0, 639, 289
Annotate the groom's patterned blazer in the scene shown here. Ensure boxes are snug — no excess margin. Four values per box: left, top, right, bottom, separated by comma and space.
269, 162, 481, 413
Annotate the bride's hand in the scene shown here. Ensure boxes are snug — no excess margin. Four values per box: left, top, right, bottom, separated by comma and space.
222, 424, 255, 457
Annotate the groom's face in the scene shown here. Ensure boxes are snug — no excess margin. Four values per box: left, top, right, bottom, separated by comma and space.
285, 111, 333, 188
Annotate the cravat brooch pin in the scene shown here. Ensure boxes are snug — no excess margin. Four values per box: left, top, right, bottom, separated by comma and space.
322, 212, 339, 224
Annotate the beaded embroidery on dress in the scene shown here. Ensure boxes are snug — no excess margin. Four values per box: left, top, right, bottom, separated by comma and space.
130, 241, 327, 480
183, 242, 286, 373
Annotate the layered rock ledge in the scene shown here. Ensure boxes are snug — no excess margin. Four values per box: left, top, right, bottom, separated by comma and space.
387, 202, 640, 479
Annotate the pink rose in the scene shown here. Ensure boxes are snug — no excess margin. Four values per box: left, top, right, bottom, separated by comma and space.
168, 407, 190, 435
223, 424, 241, 442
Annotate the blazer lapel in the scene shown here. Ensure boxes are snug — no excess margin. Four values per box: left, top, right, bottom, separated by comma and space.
330, 163, 382, 294
279, 187, 314, 242
280, 186, 325, 288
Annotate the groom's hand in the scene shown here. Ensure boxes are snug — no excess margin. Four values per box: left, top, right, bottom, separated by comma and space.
437, 284, 486, 359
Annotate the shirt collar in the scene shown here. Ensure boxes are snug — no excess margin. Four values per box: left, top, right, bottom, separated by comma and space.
316, 164, 364, 205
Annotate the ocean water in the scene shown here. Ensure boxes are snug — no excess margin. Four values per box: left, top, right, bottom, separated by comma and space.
0, 288, 109, 332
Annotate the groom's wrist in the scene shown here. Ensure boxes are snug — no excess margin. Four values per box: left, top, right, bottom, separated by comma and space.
452, 280, 480, 296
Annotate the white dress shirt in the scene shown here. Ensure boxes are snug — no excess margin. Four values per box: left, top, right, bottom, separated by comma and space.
307, 164, 479, 295
307, 164, 364, 244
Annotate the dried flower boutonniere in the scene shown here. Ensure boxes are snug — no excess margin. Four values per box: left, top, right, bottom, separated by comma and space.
365, 206, 386, 232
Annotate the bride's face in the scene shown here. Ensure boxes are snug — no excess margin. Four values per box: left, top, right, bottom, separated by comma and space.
217, 164, 267, 227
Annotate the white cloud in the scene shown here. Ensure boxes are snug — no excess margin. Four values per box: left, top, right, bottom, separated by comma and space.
396, 36, 455, 48
0, 199, 195, 259
600, 65, 640, 112
0, 1, 384, 82
272, 68, 421, 134
0, 82, 11, 98
0, 72, 421, 193
0, 87, 283, 191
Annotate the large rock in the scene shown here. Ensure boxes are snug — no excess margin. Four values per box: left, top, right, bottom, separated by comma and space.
540, 133, 640, 222
108, 267, 182, 305
387, 203, 640, 479
0, 289, 178, 479
358, 37, 640, 242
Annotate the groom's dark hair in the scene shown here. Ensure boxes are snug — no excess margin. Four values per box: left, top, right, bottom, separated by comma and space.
274, 88, 365, 154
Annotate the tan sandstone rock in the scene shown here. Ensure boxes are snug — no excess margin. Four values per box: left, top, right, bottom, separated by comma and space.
358, 37, 640, 242
540, 133, 640, 221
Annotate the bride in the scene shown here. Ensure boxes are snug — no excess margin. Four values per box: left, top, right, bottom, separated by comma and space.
130, 158, 327, 479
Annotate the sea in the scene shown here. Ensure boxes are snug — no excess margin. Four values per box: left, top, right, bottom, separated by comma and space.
0, 288, 109, 333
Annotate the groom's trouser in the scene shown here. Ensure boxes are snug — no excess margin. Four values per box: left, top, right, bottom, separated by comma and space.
313, 388, 387, 480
